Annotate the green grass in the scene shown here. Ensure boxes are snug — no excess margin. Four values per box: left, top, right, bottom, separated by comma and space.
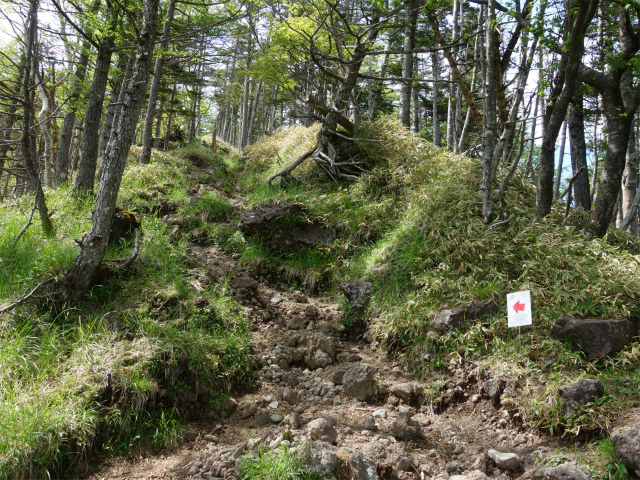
0, 147, 256, 478
238, 445, 321, 480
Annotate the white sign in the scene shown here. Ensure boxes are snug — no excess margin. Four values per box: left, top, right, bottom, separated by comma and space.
507, 290, 532, 328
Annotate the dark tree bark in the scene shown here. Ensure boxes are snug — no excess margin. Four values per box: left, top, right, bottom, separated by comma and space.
535, 0, 598, 217
55, 0, 101, 186
139, 0, 176, 165
75, 4, 117, 192
621, 129, 638, 234
581, 6, 640, 237
99, 54, 128, 157
431, 51, 441, 146
568, 94, 591, 211
399, 0, 418, 128
65, 0, 160, 299
480, 0, 497, 223
21, 0, 53, 235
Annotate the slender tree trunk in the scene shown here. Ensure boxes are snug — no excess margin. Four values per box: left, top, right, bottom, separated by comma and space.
568, 94, 591, 210
66, 0, 160, 299
621, 129, 638, 233
524, 92, 539, 179
369, 35, 392, 119
432, 51, 441, 146
480, 0, 497, 223
412, 57, 420, 134
75, 6, 116, 192
21, 0, 53, 234
399, 0, 418, 128
553, 121, 568, 200
140, 0, 176, 164
164, 83, 177, 150
99, 54, 127, 157
247, 81, 262, 146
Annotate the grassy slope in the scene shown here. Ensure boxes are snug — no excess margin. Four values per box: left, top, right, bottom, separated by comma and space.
226, 119, 640, 475
0, 145, 254, 478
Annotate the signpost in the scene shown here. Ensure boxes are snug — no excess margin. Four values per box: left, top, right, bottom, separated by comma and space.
506, 290, 532, 328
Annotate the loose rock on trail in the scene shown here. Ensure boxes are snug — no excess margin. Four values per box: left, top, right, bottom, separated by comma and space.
88, 238, 584, 480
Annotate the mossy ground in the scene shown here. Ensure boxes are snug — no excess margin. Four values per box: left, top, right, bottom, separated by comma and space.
0, 145, 254, 479
219, 119, 640, 478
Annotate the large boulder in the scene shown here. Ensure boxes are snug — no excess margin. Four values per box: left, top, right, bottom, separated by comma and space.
343, 363, 375, 401
558, 379, 604, 420
611, 417, 640, 476
339, 281, 374, 311
238, 203, 335, 251
550, 316, 636, 358
432, 301, 497, 332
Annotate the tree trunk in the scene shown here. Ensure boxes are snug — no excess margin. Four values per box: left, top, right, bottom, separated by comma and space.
139, 0, 176, 165
479, 0, 497, 223
368, 35, 392, 119
583, 74, 636, 237
21, 0, 53, 235
432, 51, 441, 146
412, 56, 420, 134
99, 54, 127, 157
621, 128, 638, 233
568, 94, 591, 210
65, 0, 160, 299
553, 121, 568, 200
75, 7, 116, 192
535, 0, 598, 217
399, 0, 418, 128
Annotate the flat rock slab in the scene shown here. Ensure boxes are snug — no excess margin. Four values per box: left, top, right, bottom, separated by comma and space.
550, 316, 637, 358
432, 301, 497, 332
238, 202, 335, 251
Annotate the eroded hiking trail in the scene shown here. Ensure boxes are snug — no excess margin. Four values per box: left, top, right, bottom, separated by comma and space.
86, 156, 594, 480
89, 241, 573, 480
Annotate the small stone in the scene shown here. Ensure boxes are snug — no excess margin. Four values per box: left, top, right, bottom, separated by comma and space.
269, 401, 279, 409
308, 417, 338, 444
254, 412, 272, 427
446, 461, 461, 473
488, 449, 521, 470
363, 417, 377, 431
271, 413, 283, 423
372, 409, 387, 419
271, 293, 282, 304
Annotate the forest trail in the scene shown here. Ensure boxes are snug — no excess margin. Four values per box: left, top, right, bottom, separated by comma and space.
87, 217, 560, 480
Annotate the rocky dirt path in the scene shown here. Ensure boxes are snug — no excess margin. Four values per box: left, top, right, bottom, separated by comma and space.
88, 236, 588, 480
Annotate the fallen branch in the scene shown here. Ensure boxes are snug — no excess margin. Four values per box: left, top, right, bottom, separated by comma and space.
268, 147, 317, 186
560, 167, 586, 200
119, 228, 140, 270
0, 278, 56, 315
11, 194, 38, 248
489, 215, 512, 229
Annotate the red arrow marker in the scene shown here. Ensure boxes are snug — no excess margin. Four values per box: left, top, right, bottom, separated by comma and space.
513, 301, 525, 313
